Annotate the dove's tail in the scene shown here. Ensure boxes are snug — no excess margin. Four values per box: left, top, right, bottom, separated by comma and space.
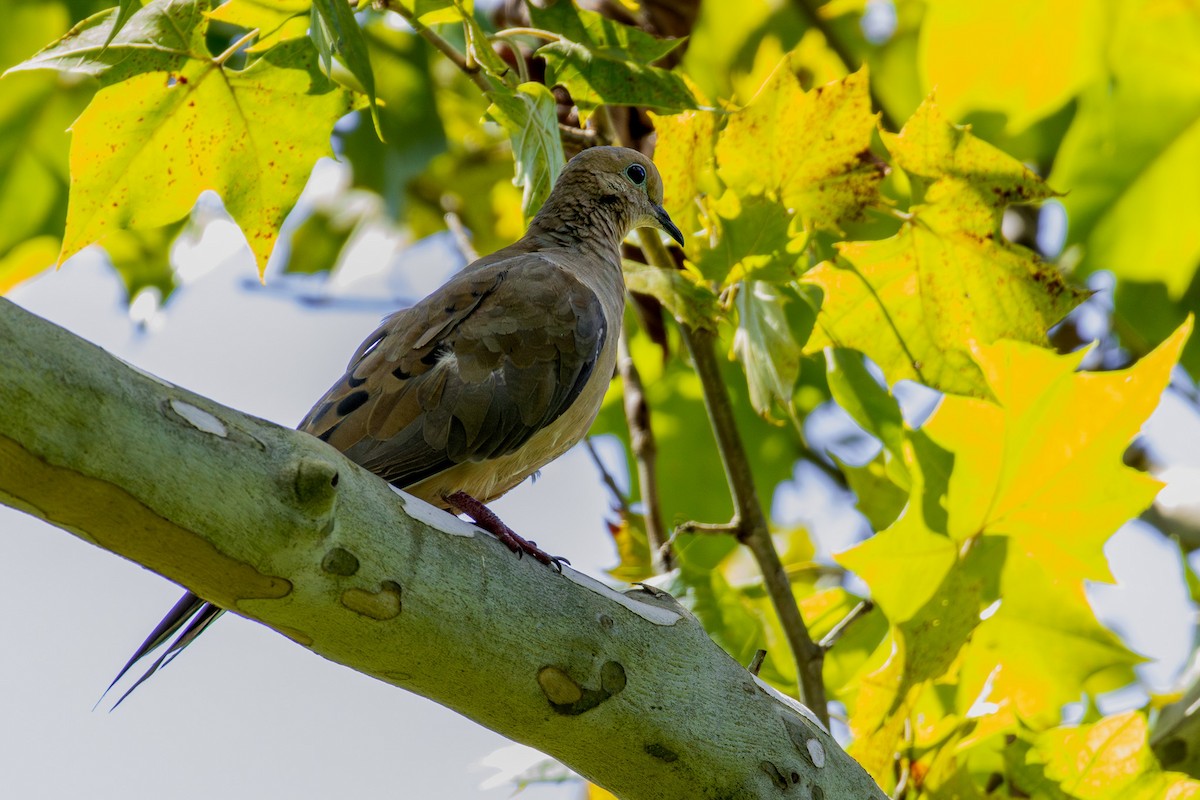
98, 591, 223, 710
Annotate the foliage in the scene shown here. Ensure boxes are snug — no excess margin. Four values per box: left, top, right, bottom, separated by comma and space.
4, 1, 1200, 797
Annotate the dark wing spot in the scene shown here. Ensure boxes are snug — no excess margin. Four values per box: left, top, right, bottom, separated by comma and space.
347, 374, 366, 388
392, 366, 412, 380
337, 390, 370, 416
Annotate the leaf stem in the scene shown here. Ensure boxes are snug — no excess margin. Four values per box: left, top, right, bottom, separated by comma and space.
819, 599, 874, 651
213, 29, 261, 66
492, 27, 562, 42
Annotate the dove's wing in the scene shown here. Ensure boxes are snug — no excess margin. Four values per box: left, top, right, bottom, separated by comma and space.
299, 253, 608, 494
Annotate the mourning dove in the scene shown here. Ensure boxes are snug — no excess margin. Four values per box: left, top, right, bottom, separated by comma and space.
103, 146, 685, 705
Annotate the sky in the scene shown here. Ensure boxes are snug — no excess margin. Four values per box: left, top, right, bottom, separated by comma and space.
3, 162, 1199, 799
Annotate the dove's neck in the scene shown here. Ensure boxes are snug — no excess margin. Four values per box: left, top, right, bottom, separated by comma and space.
525, 195, 629, 268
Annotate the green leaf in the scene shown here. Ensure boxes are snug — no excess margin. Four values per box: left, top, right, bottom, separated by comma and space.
283, 206, 360, 275
4, 0, 205, 85
339, 22, 446, 217
485, 81, 564, 219
311, 0, 381, 137
0, 5, 91, 266
731, 280, 814, 423
1050, 2, 1200, 299
804, 97, 1085, 397
538, 39, 697, 120
61, 37, 362, 274
528, 0, 684, 64
621, 259, 718, 332
104, 0, 145, 48
838, 454, 907, 531
824, 347, 906, 474
695, 193, 798, 287
100, 218, 187, 298
207, 0, 311, 53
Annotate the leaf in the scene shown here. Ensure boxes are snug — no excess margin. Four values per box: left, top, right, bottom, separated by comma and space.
485, 81, 565, 219
731, 281, 814, 422
0, 236, 59, 294
919, 0, 1106, 133
105, 0, 145, 48
1050, 2, 1200, 299
528, 0, 684, 64
804, 97, 1086, 397
824, 348, 906, 477
838, 454, 907, 531
100, 219, 187, 299
715, 65, 883, 232
207, 0, 311, 53
5, 0, 205, 85
1025, 712, 1200, 800
647, 109, 717, 242
621, 259, 717, 332
538, 39, 697, 120
311, 0, 381, 136
695, 193, 799, 286
0, 5, 90, 266
929, 324, 1190, 575
339, 21, 446, 217
61, 37, 362, 274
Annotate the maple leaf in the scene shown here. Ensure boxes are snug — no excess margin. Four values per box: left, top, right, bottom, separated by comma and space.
804, 98, 1086, 397
60, 37, 360, 274
716, 65, 883, 232
836, 320, 1191, 758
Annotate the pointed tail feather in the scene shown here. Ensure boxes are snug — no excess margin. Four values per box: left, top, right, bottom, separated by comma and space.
98, 592, 224, 709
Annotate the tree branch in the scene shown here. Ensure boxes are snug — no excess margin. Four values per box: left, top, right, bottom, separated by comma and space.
0, 298, 882, 799
638, 232, 831, 729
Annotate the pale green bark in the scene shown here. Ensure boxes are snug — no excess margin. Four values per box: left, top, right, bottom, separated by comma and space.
0, 298, 884, 800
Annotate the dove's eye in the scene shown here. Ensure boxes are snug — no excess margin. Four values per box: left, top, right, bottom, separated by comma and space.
625, 163, 647, 186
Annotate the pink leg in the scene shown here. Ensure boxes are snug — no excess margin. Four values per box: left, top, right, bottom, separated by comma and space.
444, 490, 569, 571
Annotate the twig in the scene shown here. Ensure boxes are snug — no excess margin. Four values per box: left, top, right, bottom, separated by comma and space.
748, 649, 767, 676
618, 323, 673, 572
388, 2, 494, 94
559, 124, 598, 147
789, 0, 899, 132
675, 519, 741, 536
441, 205, 478, 263
818, 600, 874, 652
638, 230, 830, 729
583, 438, 630, 515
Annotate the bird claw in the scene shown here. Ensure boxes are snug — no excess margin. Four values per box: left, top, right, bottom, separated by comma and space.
444, 490, 568, 571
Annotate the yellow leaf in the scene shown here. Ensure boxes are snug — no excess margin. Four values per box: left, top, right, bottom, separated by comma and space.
0, 235, 58, 293
920, 0, 1107, 132
1030, 711, 1200, 800
61, 39, 360, 276
648, 108, 716, 240
805, 98, 1085, 396
931, 321, 1192, 580
716, 65, 883, 231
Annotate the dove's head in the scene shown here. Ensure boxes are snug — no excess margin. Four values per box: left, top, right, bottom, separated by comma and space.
533, 146, 685, 250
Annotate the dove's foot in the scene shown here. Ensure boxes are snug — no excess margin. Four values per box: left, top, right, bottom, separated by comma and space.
444, 490, 569, 571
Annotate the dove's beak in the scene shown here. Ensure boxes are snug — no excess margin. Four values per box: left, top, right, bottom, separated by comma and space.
652, 205, 685, 248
